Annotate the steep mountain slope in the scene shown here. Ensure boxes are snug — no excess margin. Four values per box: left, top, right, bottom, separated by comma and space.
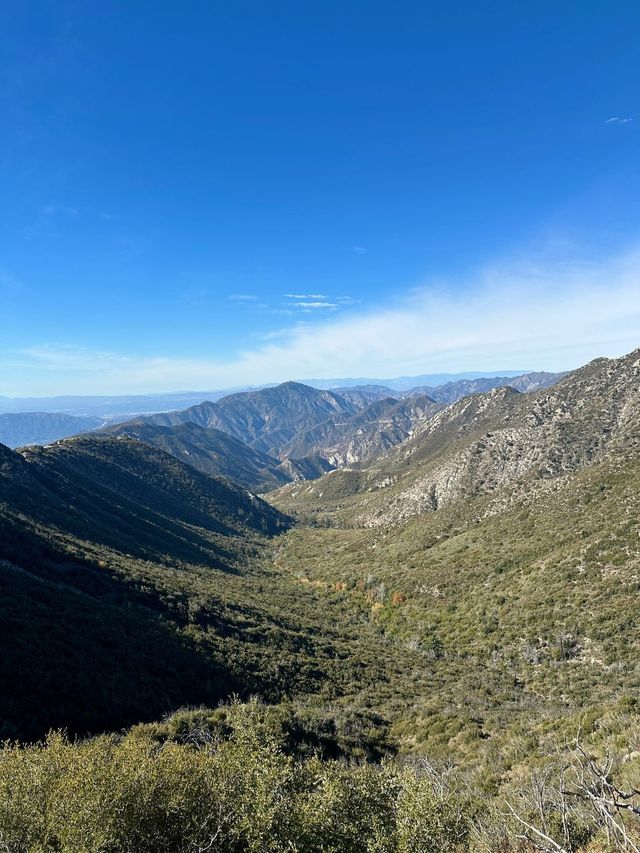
0, 412, 102, 448
508, 369, 567, 393
0, 436, 389, 739
99, 420, 292, 492
14, 435, 287, 543
278, 454, 335, 481
281, 395, 443, 467
294, 372, 562, 471
274, 350, 638, 527
145, 381, 359, 456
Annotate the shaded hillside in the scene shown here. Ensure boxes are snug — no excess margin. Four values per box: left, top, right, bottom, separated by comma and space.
100, 420, 292, 492
144, 382, 359, 456
0, 437, 399, 740
0, 411, 102, 448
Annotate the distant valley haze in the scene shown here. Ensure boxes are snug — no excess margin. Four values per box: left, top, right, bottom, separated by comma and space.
0, 369, 534, 416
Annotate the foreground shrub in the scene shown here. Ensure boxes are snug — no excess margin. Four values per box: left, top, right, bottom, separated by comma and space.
0, 701, 471, 853
0, 701, 637, 852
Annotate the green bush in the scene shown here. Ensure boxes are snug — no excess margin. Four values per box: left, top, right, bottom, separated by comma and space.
0, 701, 471, 853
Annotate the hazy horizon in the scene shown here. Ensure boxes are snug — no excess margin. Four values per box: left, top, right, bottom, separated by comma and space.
0, 368, 540, 400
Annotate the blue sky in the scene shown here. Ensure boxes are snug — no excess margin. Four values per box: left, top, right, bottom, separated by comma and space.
1, 0, 639, 395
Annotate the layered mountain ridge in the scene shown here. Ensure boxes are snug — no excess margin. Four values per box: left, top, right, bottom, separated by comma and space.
406, 369, 565, 403
130, 370, 564, 484
144, 381, 359, 454
273, 350, 640, 528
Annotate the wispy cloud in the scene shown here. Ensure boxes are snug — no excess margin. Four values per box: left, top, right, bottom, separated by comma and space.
228, 294, 258, 302
5, 243, 640, 395
353, 246, 367, 254
282, 294, 358, 311
284, 301, 338, 310
40, 204, 79, 216
39, 204, 114, 219
605, 116, 633, 125
284, 293, 326, 299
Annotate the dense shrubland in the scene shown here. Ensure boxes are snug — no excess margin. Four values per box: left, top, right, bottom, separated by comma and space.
0, 700, 638, 853
270, 455, 640, 765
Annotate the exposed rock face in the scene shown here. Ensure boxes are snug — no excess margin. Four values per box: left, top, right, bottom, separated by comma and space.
278, 455, 335, 481
282, 395, 443, 468
274, 349, 639, 527
358, 351, 639, 526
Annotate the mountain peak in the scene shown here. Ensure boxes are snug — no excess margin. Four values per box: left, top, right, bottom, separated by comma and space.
143, 381, 359, 457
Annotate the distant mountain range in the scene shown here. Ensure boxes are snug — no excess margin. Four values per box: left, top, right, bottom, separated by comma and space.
0, 368, 553, 417
301, 369, 532, 391
403, 370, 566, 402
0, 372, 566, 492
134, 371, 564, 479
274, 351, 639, 528
0, 412, 103, 448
